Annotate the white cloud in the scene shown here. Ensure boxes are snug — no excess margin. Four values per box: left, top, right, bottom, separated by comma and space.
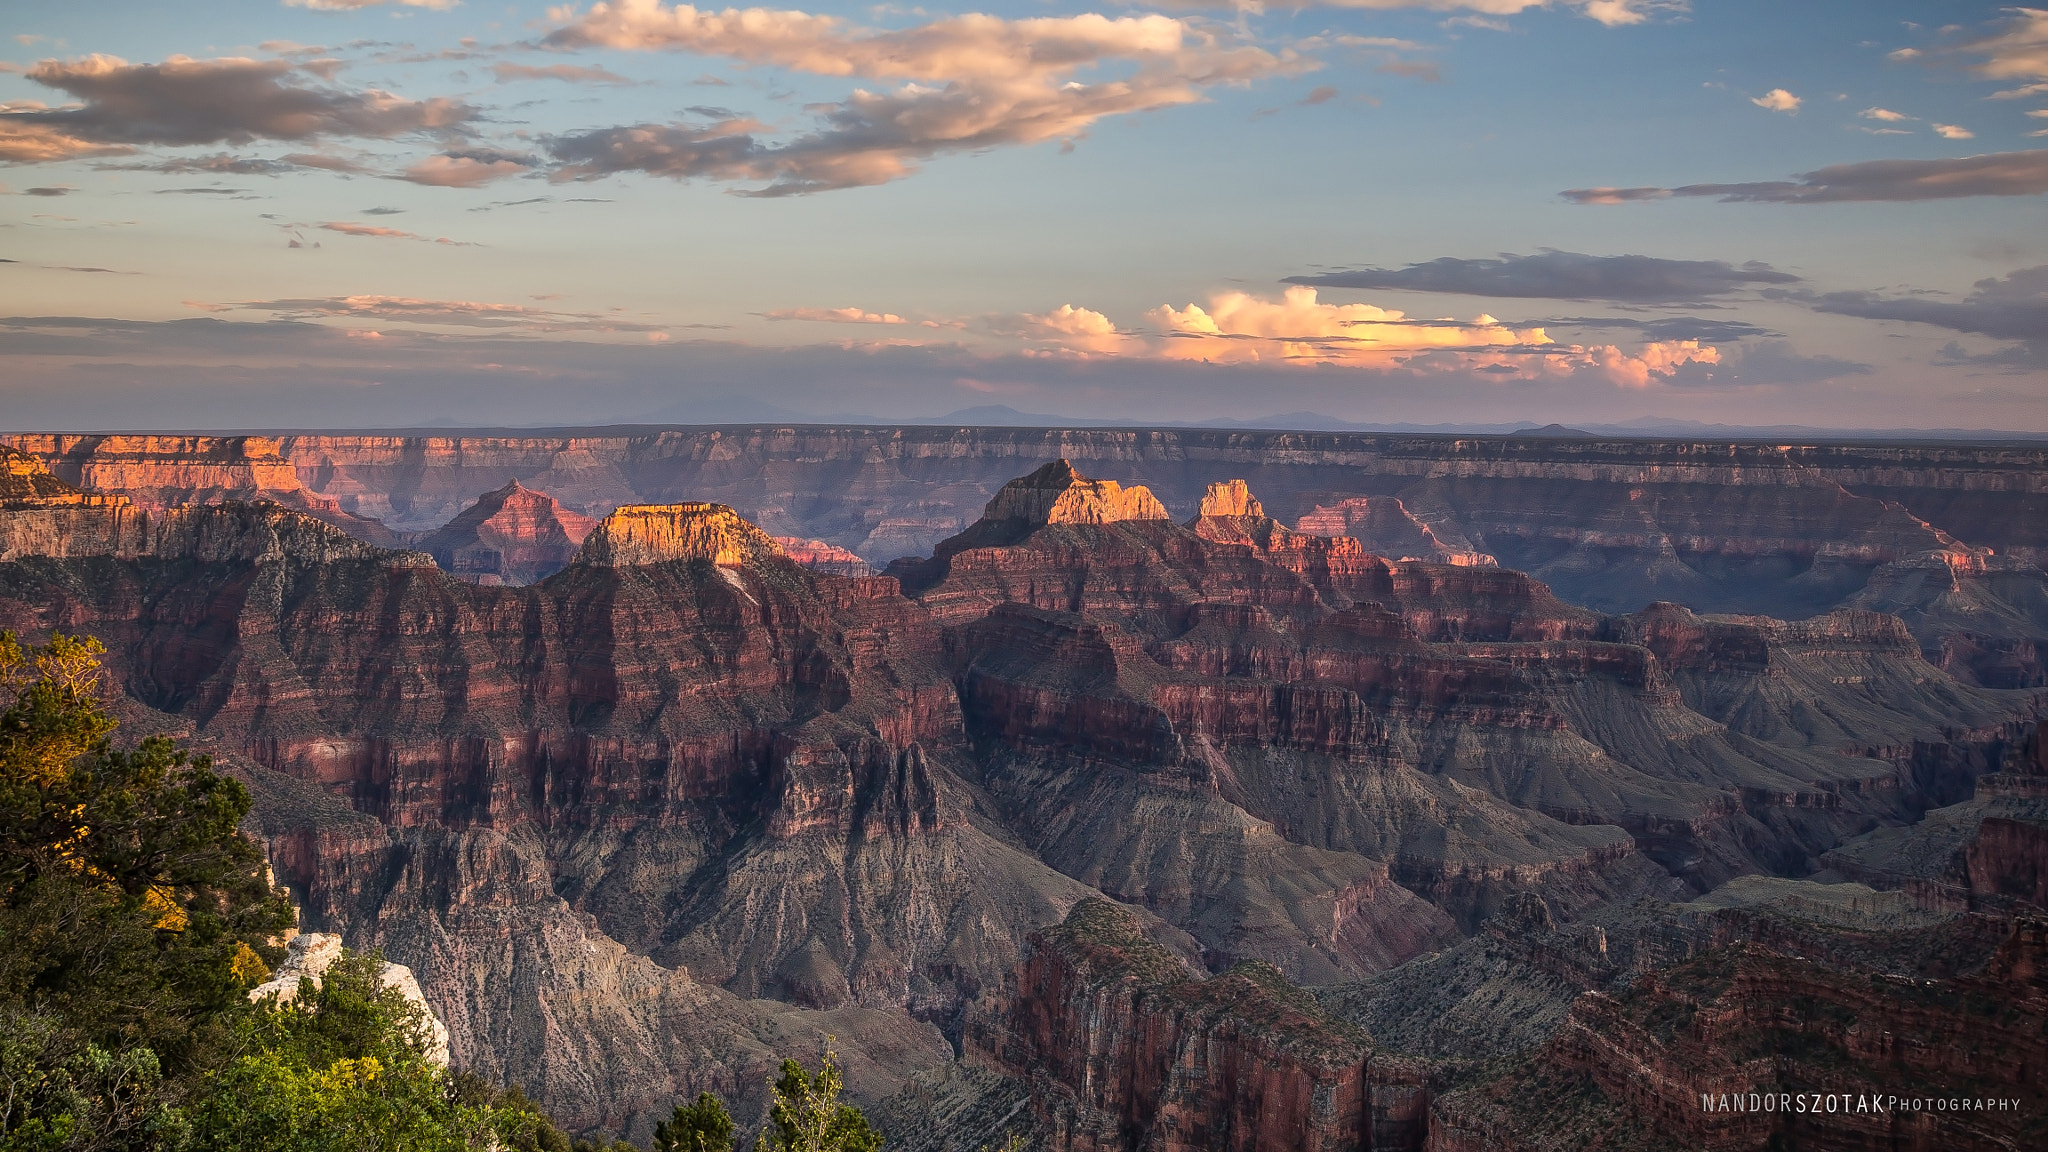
1932, 122, 1975, 139
1859, 106, 1910, 122
1751, 88, 1800, 114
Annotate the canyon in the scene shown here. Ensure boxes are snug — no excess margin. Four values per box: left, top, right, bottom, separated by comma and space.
1, 429, 2045, 1150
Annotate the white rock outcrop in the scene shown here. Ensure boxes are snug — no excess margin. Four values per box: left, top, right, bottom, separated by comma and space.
249, 932, 452, 1067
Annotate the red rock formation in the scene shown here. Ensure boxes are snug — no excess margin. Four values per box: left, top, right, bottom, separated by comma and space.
983, 460, 1169, 526
968, 899, 1432, 1152
774, 537, 876, 577
416, 480, 596, 585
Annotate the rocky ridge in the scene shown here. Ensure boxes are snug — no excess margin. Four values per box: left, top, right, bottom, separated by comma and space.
416, 480, 596, 586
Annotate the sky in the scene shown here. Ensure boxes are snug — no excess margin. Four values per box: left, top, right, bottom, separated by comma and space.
2, 0, 2047, 431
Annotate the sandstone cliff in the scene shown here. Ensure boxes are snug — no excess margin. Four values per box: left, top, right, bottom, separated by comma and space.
575, 502, 786, 568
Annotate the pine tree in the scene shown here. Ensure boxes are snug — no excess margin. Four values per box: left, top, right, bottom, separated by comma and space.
653, 1093, 733, 1152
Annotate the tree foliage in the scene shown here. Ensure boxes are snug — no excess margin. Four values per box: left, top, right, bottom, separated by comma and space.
0, 632, 598, 1151
654, 1093, 733, 1152
755, 1046, 879, 1152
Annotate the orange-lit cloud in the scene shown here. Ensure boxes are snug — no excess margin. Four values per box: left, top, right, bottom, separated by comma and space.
1586, 339, 1719, 388
1148, 286, 1548, 365
974, 287, 1722, 388
542, 4, 1305, 194
402, 150, 537, 186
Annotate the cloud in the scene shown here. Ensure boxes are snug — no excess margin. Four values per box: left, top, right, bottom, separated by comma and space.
1138, 286, 1719, 386
1286, 250, 1799, 303
539, 4, 1302, 194
1859, 106, 1910, 122
1750, 88, 1800, 114
22, 185, 74, 196
1157, 0, 1680, 25
284, 0, 461, 9
97, 153, 303, 174
1806, 266, 2048, 350
1950, 7, 2048, 85
1537, 315, 1776, 342
488, 62, 634, 84
1148, 285, 1544, 364
1301, 85, 1338, 105
0, 54, 475, 164
1563, 149, 2048, 204
401, 150, 538, 186
1558, 185, 1670, 204
1932, 123, 1975, 140
193, 294, 669, 331
992, 304, 1125, 354
764, 306, 907, 323
318, 221, 479, 244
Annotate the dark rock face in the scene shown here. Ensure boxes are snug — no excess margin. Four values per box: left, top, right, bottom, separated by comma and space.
966, 900, 1429, 1152
3, 444, 2046, 1150
1426, 916, 2048, 1152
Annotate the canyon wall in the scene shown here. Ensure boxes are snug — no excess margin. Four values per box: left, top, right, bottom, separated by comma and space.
4, 443, 2046, 1149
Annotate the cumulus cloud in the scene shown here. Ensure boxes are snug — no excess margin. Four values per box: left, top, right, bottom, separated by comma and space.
998, 304, 1125, 354
1563, 149, 2048, 204
1750, 88, 1800, 114
1286, 250, 1799, 303
401, 150, 538, 186
488, 62, 635, 84
0, 54, 474, 164
1133, 285, 1719, 386
1859, 107, 1910, 122
1148, 285, 1548, 364
539, 3, 1302, 194
764, 306, 907, 323
318, 221, 479, 244
1932, 123, 1975, 140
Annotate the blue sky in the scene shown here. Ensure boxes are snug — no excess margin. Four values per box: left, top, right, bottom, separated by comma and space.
2, 0, 2045, 430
